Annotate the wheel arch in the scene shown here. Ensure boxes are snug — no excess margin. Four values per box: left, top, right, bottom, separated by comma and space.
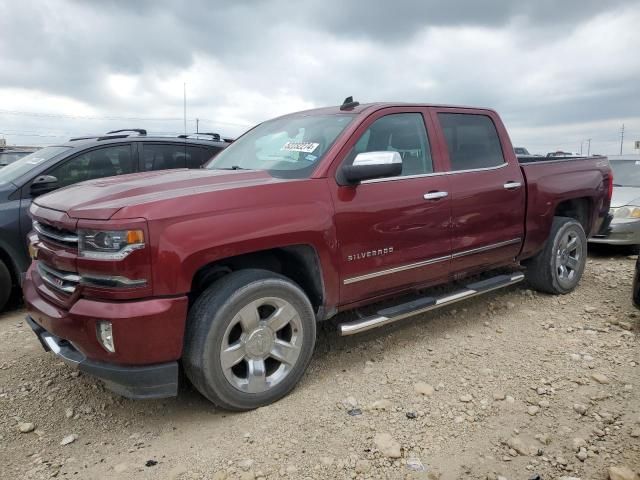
189, 244, 329, 320
0, 242, 22, 288
554, 197, 592, 234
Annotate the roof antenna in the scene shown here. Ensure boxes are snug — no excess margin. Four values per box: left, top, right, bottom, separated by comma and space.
340, 96, 360, 111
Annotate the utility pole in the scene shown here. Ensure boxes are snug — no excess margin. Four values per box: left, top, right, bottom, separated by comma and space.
580, 141, 583, 155
183, 82, 187, 136
620, 124, 625, 155
196, 118, 199, 134
587, 138, 591, 156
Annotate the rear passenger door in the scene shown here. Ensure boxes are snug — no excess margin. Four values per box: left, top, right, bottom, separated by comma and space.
140, 143, 187, 171
430, 108, 525, 277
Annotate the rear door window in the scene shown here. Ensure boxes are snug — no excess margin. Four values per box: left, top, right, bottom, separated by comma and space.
438, 113, 505, 171
48, 144, 134, 188
142, 143, 187, 171
186, 146, 218, 169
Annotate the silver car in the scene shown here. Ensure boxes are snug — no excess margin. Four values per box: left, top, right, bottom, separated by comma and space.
590, 155, 640, 246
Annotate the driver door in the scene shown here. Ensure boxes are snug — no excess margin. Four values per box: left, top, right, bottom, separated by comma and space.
330, 108, 452, 306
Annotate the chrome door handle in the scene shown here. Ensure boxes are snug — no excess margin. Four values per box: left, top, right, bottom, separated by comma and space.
423, 191, 449, 200
503, 182, 522, 190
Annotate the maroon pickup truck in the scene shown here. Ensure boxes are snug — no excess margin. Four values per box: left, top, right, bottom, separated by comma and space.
23, 99, 613, 410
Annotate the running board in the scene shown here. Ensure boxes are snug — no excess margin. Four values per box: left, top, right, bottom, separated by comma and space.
338, 272, 525, 336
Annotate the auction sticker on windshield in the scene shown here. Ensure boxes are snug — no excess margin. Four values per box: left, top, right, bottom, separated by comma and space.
281, 142, 319, 153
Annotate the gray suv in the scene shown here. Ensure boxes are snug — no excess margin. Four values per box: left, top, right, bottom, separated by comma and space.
0, 130, 231, 311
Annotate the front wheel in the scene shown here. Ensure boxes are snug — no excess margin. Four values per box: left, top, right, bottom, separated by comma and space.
183, 269, 316, 411
524, 216, 587, 294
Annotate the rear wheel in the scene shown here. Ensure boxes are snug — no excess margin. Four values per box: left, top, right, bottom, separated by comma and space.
524, 216, 587, 294
0, 260, 12, 312
183, 269, 316, 410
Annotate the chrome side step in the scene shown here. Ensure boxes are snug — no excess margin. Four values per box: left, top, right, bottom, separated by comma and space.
338, 272, 525, 336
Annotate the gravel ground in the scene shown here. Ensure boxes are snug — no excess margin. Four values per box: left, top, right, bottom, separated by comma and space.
1, 251, 638, 480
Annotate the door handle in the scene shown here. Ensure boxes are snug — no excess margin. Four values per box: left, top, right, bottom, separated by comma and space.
503, 181, 522, 190
423, 191, 449, 200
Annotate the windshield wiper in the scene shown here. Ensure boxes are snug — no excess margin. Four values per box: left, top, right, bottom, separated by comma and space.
216, 165, 251, 171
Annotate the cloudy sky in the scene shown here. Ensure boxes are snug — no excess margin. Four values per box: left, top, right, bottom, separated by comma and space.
1, 0, 639, 155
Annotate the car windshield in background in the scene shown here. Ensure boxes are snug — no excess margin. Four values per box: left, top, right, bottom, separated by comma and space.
610, 160, 640, 187
0, 151, 30, 167
206, 114, 355, 179
0, 146, 70, 185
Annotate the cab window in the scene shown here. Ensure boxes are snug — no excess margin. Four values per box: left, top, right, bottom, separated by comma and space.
348, 113, 433, 176
438, 113, 505, 171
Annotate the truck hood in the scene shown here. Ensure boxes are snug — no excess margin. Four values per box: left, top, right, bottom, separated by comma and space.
34, 169, 285, 220
611, 186, 640, 208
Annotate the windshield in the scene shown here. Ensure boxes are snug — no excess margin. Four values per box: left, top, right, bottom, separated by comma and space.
610, 160, 640, 187
0, 146, 70, 185
206, 114, 355, 178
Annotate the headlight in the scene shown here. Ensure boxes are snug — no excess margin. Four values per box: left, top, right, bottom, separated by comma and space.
612, 206, 640, 219
79, 229, 145, 260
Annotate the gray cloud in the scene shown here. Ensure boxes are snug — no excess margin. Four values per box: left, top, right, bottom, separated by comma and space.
1, 0, 639, 154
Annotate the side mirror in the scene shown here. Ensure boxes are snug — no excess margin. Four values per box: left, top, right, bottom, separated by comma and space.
30, 175, 59, 196
341, 151, 402, 184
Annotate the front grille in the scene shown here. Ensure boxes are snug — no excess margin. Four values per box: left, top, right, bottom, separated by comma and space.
33, 221, 78, 247
37, 262, 80, 295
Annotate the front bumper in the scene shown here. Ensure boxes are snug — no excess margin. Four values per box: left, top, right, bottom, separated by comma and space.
23, 265, 189, 364
26, 316, 179, 399
589, 217, 640, 246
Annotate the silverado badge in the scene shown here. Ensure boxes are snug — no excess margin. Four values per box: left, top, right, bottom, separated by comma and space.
347, 247, 394, 262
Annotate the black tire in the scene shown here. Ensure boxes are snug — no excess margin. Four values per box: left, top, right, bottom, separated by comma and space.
626, 244, 640, 256
0, 260, 12, 312
524, 216, 587, 294
183, 269, 316, 411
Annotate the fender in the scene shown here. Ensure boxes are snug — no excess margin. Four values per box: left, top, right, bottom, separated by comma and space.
148, 179, 340, 310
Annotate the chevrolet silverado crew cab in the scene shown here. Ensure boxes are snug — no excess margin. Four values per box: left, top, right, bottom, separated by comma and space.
24, 99, 613, 410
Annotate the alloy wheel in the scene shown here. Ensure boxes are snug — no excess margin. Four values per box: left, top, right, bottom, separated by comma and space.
220, 297, 304, 393
555, 230, 583, 289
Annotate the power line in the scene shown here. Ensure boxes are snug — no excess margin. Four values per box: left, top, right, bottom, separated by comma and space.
0, 109, 251, 128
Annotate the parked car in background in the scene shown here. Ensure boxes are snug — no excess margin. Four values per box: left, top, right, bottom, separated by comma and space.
0, 148, 39, 168
546, 151, 580, 157
0, 129, 231, 311
589, 155, 640, 249
514, 147, 531, 155
23, 99, 612, 410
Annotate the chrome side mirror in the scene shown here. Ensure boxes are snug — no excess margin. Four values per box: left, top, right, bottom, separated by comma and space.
341, 151, 402, 184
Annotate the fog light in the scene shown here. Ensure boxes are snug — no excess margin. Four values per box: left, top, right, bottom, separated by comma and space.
97, 321, 115, 353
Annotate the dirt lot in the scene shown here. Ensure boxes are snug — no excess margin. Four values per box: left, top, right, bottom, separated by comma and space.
1, 251, 638, 480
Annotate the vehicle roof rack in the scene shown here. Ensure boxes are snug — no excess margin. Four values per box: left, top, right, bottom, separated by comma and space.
106, 129, 147, 136
340, 96, 360, 111
69, 135, 100, 141
70, 129, 147, 142
178, 132, 221, 141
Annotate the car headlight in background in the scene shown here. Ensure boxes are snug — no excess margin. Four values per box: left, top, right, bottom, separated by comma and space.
612, 206, 640, 219
78, 229, 145, 260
